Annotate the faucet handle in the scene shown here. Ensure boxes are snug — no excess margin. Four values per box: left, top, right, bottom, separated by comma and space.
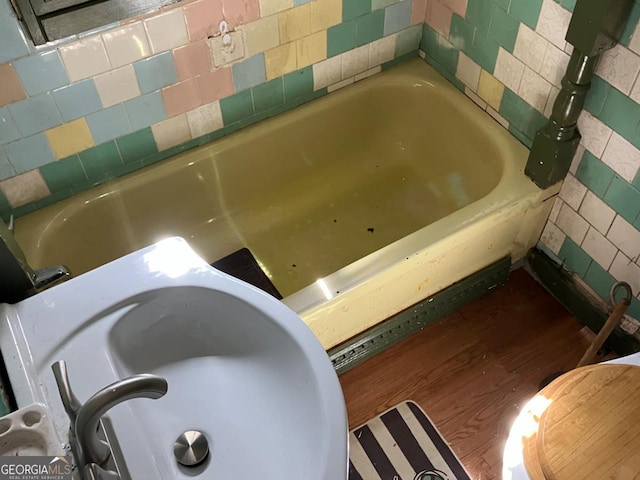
84, 463, 120, 480
51, 360, 82, 423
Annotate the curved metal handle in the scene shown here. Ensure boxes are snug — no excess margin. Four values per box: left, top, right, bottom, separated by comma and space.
610, 281, 633, 306
51, 360, 82, 424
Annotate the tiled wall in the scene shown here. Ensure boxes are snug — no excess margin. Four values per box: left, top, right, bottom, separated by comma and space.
420, 0, 640, 320
0, 0, 425, 219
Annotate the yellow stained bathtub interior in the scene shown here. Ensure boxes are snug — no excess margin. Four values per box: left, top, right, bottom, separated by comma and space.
15, 60, 556, 348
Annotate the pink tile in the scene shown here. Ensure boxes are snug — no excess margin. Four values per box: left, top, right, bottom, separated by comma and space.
183, 0, 224, 41
412, 0, 427, 25
441, 0, 467, 17
0, 63, 27, 107
426, 0, 453, 38
174, 41, 212, 81
162, 78, 202, 117
222, 0, 260, 27
197, 67, 234, 104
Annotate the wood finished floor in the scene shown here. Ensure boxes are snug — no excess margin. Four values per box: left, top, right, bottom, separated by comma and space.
339, 268, 604, 480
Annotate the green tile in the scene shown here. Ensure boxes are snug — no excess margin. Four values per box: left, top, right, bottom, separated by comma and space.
603, 175, 640, 223
508, 125, 533, 147
584, 75, 611, 117
343, 0, 372, 21
599, 86, 640, 150
583, 261, 616, 301
558, 237, 592, 277
488, 5, 519, 52
620, 1, 640, 47
469, 31, 500, 72
395, 25, 422, 57
0, 189, 11, 221
559, 0, 576, 12
575, 150, 615, 198
220, 90, 254, 125
491, 0, 510, 9
79, 141, 123, 180
11, 204, 36, 219
509, 0, 542, 29
627, 297, 640, 322
425, 55, 465, 91
33, 188, 73, 211
327, 20, 357, 57
449, 14, 474, 53
116, 128, 158, 164
382, 50, 418, 70
284, 66, 313, 101
420, 24, 439, 55
252, 77, 284, 113
356, 10, 385, 46
499, 88, 546, 139
39, 155, 87, 192
466, 0, 493, 34
434, 36, 459, 74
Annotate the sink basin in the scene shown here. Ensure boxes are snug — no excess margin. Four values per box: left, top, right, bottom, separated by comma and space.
0, 238, 348, 479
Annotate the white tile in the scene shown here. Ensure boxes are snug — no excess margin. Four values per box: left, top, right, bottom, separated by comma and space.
327, 77, 354, 93
569, 145, 585, 175
58, 36, 111, 82
102, 22, 150, 68
549, 197, 562, 223
577, 110, 613, 157
536, 0, 572, 49
581, 227, 617, 270
0, 170, 50, 208
94, 65, 141, 108
631, 75, 640, 104
518, 66, 552, 113
544, 85, 559, 117
609, 251, 640, 296
456, 52, 481, 90
540, 220, 566, 255
342, 45, 369, 79
355, 66, 381, 82
595, 44, 640, 95
513, 24, 549, 72
540, 43, 570, 88
558, 173, 587, 210
464, 88, 487, 109
578, 191, 616, 235
486, 107, 509, 129
629, 20, 640, 56
145, 9, 189, 54
607, 215, 640, 261
556, 202, 589, 245
493, 47, 525, 92
600, 132, 640, 183
151, 114, 191, 150
313, 56, 342, 90
187, 102, 223, 138
369, 35, 396, 68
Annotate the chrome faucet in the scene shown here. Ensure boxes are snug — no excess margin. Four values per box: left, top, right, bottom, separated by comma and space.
52, 361, 168, 480
1, 217, 71, 303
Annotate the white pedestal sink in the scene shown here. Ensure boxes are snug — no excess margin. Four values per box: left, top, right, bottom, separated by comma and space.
0, 238, 348, 479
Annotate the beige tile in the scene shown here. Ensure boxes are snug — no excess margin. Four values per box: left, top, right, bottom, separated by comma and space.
558, 173, 587, 211
327, 77, 354, 93
607, 215, 640, 261
342, 45, 369, 79
0, 170, 50, 208
242, 15, 280, 57
45, 119, 95, 159
369, 35, 396, 67
555, 202, 589, 245
600, 132, 640, 183
355, 66, 381, 82
187, 102, 223, 138
581, 227, 617, 270
609, 251, 640, 296
310, 0, 341, 32
313, 56, 342, 90
540, 43, 570, 88
536, 0, 571, 49
58, 36, 111, 82
279, 4, 312, 44
259, 0, 292, 17
94, 65, 142, 108
595, 44, 640, 95
145, 9, 189, 53
265, 42, 297, 80
540, 221, 565, 255
0, 63, 27, 107
102, 22, 150, 68
517, 66, 552, 113
151, 114, 191, 151
296, 31, 326, 68
493, 47, 525, 93
513, 23, 548, 72
464, 88, 487, 109
576, 110, 612, 158
456, 52, 481, 91
477, 70, 504, 111
579, 191, 615, 235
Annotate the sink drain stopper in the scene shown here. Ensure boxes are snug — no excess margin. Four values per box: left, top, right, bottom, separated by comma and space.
174, 430, 209, 467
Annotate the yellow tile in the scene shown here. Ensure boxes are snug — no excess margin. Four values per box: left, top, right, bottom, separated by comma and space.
243, 15, 281, 56
279, 3, 311, 44
265, 42, 297, 80
310, 0, 342, 32
259, 0, 292, 17
477, 70, 505, 111
296, 31, 327, 68
45, 119, 95, 159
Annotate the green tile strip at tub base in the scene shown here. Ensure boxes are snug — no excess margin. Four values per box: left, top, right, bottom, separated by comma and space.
527, 249, 640, 356
329, 257, 511, 375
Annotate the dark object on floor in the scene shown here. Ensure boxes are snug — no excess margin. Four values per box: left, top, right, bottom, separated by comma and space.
210, 248, 282, 300
349, 401, 471, 480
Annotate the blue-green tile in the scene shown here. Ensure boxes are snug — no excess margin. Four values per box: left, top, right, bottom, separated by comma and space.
584, 261, 616, 301
252, 78, 284, 113
220, 90, 254, 125
8, 93, 63, 137
0, 16, 31, 63
283, 67, 313, 101
469, 31, 500, 73
467, 0, 494, 34
425, 55, 465, 91
383, 0, 412, 36
488, 5, 519, 52
420, 24, 439, 55
383, 50, 419, 70
449, 14, 474, 53
492, 0, 510, 9
558, 237, 592, 277
509, 0, 542, 29
116, 128, 158, 164
559, 0, 576, 12
79, 141, 123, 179
508, 125, 533, 147
0, 107, 21, 145
124, 92, 166, 131
575, 150, 615, 198
14, 51, 69, 96
134, 53, 178, 94
584, 75, 610, 117
599, 86, 640, 150
603, 175, 640, 223
372, 0, 396, 9
0, 146, 14, 179
5, 133, 56, 174
433, 36, 459, 74
327, 21, 357, 57
620, 1, 640, 47
396, 25, 422, 57
356, 10, 385, 46
343, 0, 372, 21
499, 88, 547, 139
232, 53, 266, 92
52, 80, 102, 122
86, 105, 132, 145
39, 155, 87, 192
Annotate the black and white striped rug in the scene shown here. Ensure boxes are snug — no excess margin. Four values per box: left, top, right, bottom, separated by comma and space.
349, 401, 471, 480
